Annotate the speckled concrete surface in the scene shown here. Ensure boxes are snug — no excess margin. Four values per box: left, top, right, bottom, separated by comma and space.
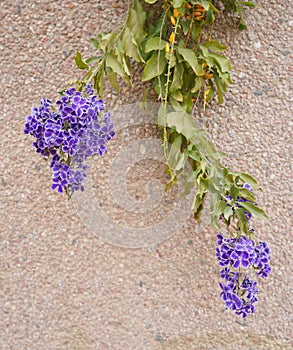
0, 1, 292, 349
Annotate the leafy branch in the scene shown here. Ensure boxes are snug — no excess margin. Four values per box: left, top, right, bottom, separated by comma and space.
75, 0, 265, 236
67, 0, 273, 318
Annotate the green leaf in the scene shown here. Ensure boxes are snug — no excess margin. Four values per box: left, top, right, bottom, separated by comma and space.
213, 71, 224, 104
170, 62, 184, 92
223, 205, 234, 220
166, 111, 196, 140
192, 193, 202, 213
94, 70, 104, 97
107, 71, 120, 92
191, 76, 204, 93
141, 51, 167, 81
214, 200, 228, 216
83, 69, 94, 83
192, 176, 209, 213
157, 104, 166, 126
182, 90, 193, 112
187, 166, 201, 183
239, 2, 256, 7
190, 23, 202, 41
105, 53, 125, 77
237, 188, 256, 202
75, 51, 89, 70
122, 55, 131, 76
177, 47, 203, 76
143, 0, 158, 3
235, 208, 249, 234
210, 152, 226, 160
206, 1, 220, 13
97, 32, 116, 51
145, 37, 167, 52
85, 56, 100, 65
171, 90, 184, 102
205, 82, 214, 101
197, 0, 209, 10
169, 138, 188, 172
187, 149, 201, 162
169, 96, 181, 109
209, 53, 232, 73
90, 38, 100, 49
173, 0, 184, 7
153, 74, 167, 98
198, 176, 209, 196
231, 172, 259, 190
168, 134, 182, 170
181, 20, 191, 36
204, 9, 215, 26
184, 170, 197, 194
237, 202, 269, 220
230, 185, 239, 201
200, 45, 209, 58
239, 22, 248, 31
128, 0, 147, 44
141, 87, 150, 105
210, 193, 221, 228
122, 26, 142, 62
201, 40, 227, 52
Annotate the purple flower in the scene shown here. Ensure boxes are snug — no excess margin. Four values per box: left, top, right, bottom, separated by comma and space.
220, 267, 239, 282
241, 275, 259, 299
217, 233, 271, 318
220, 281, 243, 310
24, 84, 115, 195
255, 241, 271, 278
216, 235, 257, 269
235, 301, 257, 318
51, 161, 71, 193
219, 271, 259, 317
243, 183, 253, 192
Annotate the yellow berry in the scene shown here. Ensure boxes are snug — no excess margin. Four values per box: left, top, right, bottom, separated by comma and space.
170, 15, 176, 26
165, 42, 170, 53
169, 32, 175, 43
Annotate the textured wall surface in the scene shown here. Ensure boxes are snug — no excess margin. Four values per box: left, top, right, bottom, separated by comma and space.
0, 0, 292, 349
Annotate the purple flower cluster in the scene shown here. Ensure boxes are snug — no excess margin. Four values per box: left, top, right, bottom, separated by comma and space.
220, 272, 259, 318
216, 234, 271, 279
24, 85, 115, 195
216, 234, 271, 318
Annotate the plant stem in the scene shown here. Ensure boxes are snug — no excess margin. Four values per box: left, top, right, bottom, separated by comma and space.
157, 3, 171, 102
162, 15, 181, 178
